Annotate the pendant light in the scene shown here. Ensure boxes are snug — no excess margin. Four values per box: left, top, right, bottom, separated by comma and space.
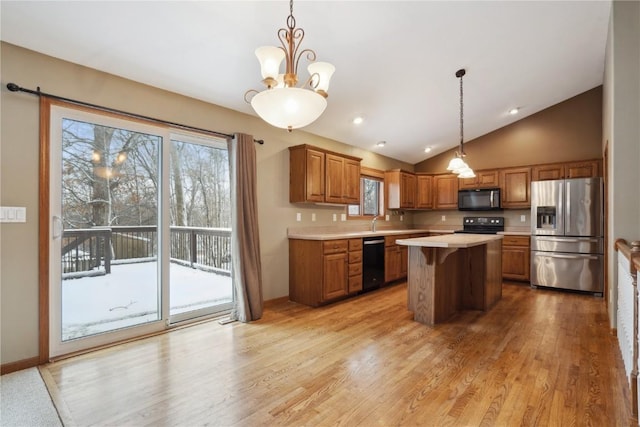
244, 0, 335, 132
446, 69, 475, 178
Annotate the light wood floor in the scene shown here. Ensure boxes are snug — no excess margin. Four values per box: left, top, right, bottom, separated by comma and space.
42, 282, 633, 426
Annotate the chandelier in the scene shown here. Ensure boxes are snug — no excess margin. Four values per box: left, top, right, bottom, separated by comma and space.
446, 69, 475, 178
244, 0, 335, 132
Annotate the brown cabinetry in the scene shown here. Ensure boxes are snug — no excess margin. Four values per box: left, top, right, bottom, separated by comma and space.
501, 235, 530, 282
385, 170, 416, 209
290, 238, 365, 306
459, 169, 500, 189
325, 154, 361, 204
384, 233, 428, 282
500, 167, 531, 209
348, 239, 363, 293
415, 174, 433, 209
433, 174, 459, 210
532, 159, 601, 181
289, 145, 361, 204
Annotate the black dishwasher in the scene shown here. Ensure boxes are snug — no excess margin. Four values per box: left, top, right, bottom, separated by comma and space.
362, 237, 385, 292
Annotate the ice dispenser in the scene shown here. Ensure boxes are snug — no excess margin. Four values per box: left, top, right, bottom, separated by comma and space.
536, 206, 557, 229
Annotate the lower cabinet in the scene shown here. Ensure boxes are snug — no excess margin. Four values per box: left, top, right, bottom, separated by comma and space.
289, 238, 362, 306
384, 233, 427, 283
501, 235, 530, 282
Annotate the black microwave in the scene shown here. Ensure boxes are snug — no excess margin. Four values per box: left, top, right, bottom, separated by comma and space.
458, 188, 502, 211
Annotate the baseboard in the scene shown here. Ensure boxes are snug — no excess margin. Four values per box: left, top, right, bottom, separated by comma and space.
1, 356, 40, 375
264, 296, 289, 308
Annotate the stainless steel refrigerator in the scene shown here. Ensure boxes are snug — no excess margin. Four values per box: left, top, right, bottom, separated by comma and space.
530, 177, 604, 295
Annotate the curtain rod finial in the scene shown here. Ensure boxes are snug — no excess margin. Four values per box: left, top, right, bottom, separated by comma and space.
6, 83, 20, 92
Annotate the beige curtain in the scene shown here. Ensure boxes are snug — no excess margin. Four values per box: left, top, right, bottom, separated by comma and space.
228, 133, 263, 322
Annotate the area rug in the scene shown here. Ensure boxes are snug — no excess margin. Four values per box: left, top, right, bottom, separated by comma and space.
0, 367, 62, 426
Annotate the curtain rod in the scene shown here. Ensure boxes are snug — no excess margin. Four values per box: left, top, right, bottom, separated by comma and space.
5, 83, 264, 145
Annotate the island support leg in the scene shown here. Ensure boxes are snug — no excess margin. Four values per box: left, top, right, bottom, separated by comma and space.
407, 246, 460, 325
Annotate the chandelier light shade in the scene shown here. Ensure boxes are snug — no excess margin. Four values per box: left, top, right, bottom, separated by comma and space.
446, 68, 475, 178
245, 0, 334, 132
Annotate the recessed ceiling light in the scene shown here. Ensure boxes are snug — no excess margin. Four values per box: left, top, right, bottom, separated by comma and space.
424, 147, 432, 153
352, 116, 364, 125
376, 141, 386, 147
508, 108, 519, 115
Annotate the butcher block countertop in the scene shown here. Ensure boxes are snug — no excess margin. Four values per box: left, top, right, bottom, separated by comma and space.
397, 233, 503, 248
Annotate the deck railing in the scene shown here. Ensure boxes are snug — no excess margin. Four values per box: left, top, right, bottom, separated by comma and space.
61, 226, 232, 278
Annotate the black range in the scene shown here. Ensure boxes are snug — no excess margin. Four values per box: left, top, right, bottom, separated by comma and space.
454, 216, 505, 234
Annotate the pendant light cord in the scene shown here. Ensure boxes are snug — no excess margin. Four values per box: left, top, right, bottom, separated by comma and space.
458, 69, 465, 156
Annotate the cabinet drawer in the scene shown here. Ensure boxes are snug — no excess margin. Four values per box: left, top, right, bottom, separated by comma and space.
349, 239, 363, 251
348, 262, 362, 276
323, 240, 348, 254
349, 251, 362, 264
502, 235, 530, 247
349, 275, 362, 293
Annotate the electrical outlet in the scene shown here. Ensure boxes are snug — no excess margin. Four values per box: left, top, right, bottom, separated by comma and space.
520, 215, 526, 222
400, 215, 404, 221
296, 212, 302, 222
441, 215, 446, 222
385, 215, 389, 221
340, 213, 346, 221
332, 214, 337, 222
311, 213, 316, 222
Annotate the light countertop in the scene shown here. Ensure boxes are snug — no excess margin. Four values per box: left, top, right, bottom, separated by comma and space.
287, 229, 440, 241
396, 234, 503, 248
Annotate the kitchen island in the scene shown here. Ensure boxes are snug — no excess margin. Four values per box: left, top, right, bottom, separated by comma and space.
396, 234, 503, 326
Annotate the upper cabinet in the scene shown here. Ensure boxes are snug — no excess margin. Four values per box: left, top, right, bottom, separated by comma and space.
458, 169, 500, 189
500, 167, 531, 208
326, 154, 360, 204
289, 145, 361, 204
532, 159, 601, 181
385, 170, 416, 209
415, 174, 433, 209
433, 174, 459, 210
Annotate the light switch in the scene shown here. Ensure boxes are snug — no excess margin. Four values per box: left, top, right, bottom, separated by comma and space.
340, 213, 346, 221
520, 215, 526, 222
296, 212, 302, 222
0, 206, 27, 223
311, 213, 316, 222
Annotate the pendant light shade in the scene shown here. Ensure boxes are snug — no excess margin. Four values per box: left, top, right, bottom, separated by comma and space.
250, 87, 328, 130
446, 157, 466, 172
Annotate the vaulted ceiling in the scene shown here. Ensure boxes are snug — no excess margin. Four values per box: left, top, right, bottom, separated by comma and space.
0, 1, 611, 163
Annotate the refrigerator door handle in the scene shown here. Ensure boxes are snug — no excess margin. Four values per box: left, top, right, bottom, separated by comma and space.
539, 253, 600, 261
566, 181, 571, 234
534, 237, 599, 243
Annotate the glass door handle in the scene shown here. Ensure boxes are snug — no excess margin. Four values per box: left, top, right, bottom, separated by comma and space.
52, 215, 63, 239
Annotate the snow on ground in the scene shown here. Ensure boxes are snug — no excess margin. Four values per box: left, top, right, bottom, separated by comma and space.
62, 262, 232, 340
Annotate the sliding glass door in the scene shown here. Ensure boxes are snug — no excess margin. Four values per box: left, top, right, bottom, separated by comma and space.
168, 134, 233, 323
49, 104, 232, 357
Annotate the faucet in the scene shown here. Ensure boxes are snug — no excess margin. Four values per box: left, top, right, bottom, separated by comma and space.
371, 216, 378, 232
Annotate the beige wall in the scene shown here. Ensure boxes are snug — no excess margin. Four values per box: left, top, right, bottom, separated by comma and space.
603, 0, 640, 328
415, 86, 603, 174
0, 42, 412, 365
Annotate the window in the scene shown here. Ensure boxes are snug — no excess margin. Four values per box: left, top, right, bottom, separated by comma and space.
348, 168, 385, 218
